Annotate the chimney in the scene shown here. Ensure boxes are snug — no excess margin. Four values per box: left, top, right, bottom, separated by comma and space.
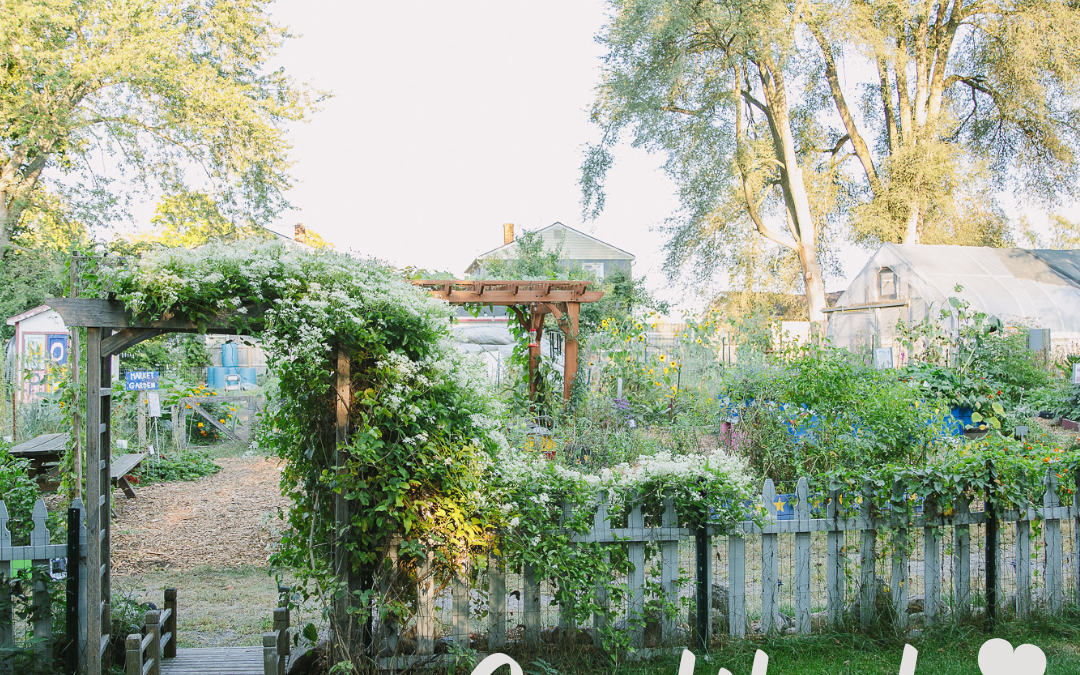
503, 223, 515, 245
294, 223, 307, 244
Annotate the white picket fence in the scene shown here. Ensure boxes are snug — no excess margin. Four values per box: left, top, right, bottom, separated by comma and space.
0, 498, 87, 675
378, 468, 1080, 668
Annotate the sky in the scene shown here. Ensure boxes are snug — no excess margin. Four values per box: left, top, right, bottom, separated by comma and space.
261, 1, 708, 308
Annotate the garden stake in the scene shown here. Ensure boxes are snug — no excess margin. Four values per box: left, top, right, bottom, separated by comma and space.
985, 460, 998, 630
65, 506, 80, 675
694, 525, 709, 651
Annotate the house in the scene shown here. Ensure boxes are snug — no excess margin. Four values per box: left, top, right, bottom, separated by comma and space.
465, 222, 635, 281
5, 305, 70, 401
827, 244, 1080, 358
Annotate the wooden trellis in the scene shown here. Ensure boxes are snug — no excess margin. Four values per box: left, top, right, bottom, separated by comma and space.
410, 280, 603, 401
47, 298, 260, 675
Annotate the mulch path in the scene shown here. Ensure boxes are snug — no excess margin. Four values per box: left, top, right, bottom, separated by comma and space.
111, 455, 289, 573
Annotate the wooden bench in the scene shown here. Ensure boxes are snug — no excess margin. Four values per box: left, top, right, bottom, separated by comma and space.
111, 453, 147, 499
8, 432, 69, 490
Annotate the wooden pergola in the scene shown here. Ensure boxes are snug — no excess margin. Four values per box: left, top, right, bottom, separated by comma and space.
410, 280, 603, 401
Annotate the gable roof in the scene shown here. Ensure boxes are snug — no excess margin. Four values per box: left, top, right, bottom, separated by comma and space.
6, 305, 55, 326
466, 222, 635, 274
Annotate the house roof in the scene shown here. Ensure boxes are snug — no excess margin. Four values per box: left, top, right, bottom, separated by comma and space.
835, 244, 1080, 334
466, 222, 635, 274
6, 305, 55, 326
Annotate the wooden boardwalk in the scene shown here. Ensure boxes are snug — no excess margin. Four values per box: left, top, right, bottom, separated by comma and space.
160, 646, 263, 674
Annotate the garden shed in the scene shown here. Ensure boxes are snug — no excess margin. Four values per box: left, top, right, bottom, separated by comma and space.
5, 305, 71, 402
827, 244, 1080, 359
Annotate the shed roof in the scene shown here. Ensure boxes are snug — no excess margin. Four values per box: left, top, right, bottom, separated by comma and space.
835, 244, 1080, 334
6, 305, 55, 326
466, 222, 634, 274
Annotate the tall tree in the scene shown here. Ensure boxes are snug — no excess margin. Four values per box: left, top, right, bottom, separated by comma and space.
583, 0, 834, 325
0, 0, 318, 251
807, 0, 1080, 244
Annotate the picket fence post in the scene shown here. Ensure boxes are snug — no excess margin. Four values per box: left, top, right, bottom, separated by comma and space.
761, 480, 779, 635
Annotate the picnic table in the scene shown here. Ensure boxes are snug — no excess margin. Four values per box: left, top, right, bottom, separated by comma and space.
111, 452, 147, 499
8, 432, 68, 489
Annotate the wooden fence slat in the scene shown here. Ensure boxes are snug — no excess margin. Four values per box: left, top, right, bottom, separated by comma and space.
593, 492, 611, 648
1016, 517, 1031, 617
559, 501, 574, 632
794, 478, 811, 635
452, 563, 469, 649
1044, 471, 1063, 615
761, 480, 779, 635
627, 498, 646, 649
487, 551, 505, 652
661, 492, 679, 644
1074, 468, 1080, 608
924, 496, 940, 624
954, 496, 971, 618
728, 534, 746, 638
826, 485, 844, 627
523, 561, 540, 648
416, 552, 435, 655
859, 483, 876, 628
0, 501, 12, 675
890, 481, 908, 631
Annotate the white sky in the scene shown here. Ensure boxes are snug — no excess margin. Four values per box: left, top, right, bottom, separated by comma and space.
262, 1, 720, 309
247, 2, 1055, 311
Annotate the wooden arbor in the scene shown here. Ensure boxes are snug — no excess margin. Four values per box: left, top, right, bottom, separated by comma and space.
45, 298, 261, 675
410, 280, 603, 401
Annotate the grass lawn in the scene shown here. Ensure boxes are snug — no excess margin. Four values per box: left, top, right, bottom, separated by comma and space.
515, 618, 1080, 674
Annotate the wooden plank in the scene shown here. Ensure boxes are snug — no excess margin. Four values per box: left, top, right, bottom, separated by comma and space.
859, 484, 876, 628
523, 562, 540, 648
452, 565, 469, 649
890, 481, 908, 632
86, 327, 104, 675
487, 551, 505, 652
1044, 471, 1063, 614
416, 552, 435, 656
794, 478, 811, 635
8, 432, 68, 456
924, 497, 940, 624
627, 498, 646, 649
954, 496, 971, 618
660, 492, 679, 643
826, 485, 844, 627
101, 328, 165, 357
187, 402, 241, 441
416, 289, 603, 305
728, 534, 746, 638
1075, 468, 1080, 608
0, 502, 12, 675
761, 480, 779, 635
1016, 518, 1031, 617
46, 297, 262, 333
111, 453, 147, 479
592, 492, 611, 648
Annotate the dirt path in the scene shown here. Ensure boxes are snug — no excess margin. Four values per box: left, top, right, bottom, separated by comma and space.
111, 454, 288, 573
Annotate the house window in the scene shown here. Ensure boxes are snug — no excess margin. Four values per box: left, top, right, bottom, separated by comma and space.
878, 267, 898, 300
582, 262, 605, 283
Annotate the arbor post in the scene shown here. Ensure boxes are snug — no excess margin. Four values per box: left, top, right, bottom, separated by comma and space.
562, 302, 580, 402
332, 345, 362, 660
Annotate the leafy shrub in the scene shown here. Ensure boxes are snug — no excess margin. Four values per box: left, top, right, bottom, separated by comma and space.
135, 448, 221, 483
0, 442, 40, 544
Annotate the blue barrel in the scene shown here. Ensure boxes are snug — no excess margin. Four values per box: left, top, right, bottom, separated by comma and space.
221, 342, 240, 368
206, 366, 226, 390
240, 367, 257, 388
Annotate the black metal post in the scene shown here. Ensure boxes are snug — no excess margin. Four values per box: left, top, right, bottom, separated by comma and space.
65, 506, 80, 675
695, 526, 709, 651
985, 463, 998, 630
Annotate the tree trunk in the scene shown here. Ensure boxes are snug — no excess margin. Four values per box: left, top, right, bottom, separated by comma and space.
903, 203, 921, 244
0, 194, 16, 252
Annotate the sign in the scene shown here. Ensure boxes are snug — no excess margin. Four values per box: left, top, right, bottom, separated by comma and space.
1073, 362, 1080, 385
124, 370, 160, 391
147, 391, 162, 418
873, 347, 894, 370
47, 334, 68, 365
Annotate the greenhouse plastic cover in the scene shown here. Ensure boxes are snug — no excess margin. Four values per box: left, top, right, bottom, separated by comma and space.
831, 244, 1080, 338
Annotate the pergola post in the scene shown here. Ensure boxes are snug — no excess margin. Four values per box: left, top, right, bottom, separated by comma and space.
562, 302, 580, 401
85, 326, 112, 675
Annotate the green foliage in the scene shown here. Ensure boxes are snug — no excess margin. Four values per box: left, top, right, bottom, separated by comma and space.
135, 448, 220, 484
118, 333, 210, 374
85, 242, 504, 666
0, 0, 319, 248
720, 345, 945, 486
0, 443, 39, 544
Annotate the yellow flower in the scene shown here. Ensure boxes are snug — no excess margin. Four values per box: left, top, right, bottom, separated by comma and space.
220, 419, 225, 424
658, 354, 666, 361
198, 422, 204, 427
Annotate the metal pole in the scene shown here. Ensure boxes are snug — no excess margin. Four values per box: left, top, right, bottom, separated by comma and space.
695, 526, 710, 651
65, 506, 80, 675
985, 461, 998, 630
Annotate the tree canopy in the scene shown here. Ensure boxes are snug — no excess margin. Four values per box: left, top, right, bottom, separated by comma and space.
0, 0, 318, 251
584, 0, 1080, 323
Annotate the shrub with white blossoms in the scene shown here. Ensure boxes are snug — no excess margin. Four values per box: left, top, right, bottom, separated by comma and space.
88, 241, 507, 612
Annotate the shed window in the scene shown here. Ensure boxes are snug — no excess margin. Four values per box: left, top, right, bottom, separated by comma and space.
878, 267, 898, 300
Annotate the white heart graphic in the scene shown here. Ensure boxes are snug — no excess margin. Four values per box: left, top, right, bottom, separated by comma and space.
978, 638, 1047, 675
